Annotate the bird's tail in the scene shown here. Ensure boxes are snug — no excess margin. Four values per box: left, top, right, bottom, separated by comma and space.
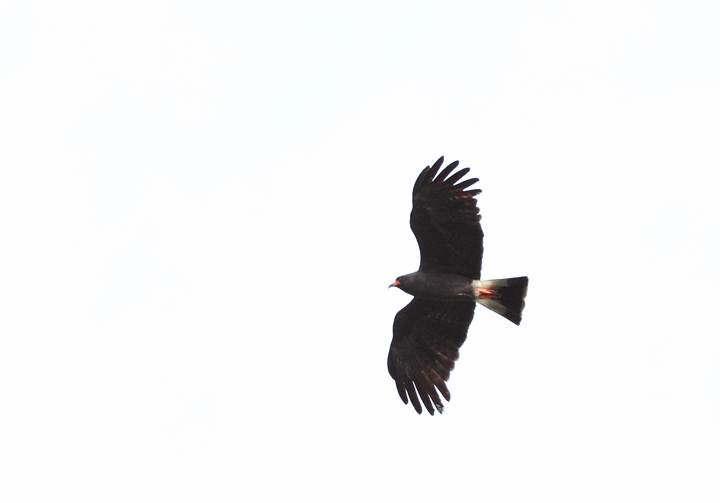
471, 276, 528, 325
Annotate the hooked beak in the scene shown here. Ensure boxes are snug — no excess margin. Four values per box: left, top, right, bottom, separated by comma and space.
388, 279, 401, 290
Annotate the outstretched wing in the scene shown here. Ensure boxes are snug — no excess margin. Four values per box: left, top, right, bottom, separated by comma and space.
411, 156, 483, 279
387, 298, 475, 415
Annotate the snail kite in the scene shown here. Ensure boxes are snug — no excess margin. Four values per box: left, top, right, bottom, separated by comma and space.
388, 156, 528, 415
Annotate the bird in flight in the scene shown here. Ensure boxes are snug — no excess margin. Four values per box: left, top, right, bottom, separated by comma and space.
388, 156, 528, 415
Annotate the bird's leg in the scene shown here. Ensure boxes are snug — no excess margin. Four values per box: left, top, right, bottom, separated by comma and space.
475, 287, 500, 299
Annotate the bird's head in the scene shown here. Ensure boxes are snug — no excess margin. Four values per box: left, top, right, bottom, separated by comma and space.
389, 273, 420, 294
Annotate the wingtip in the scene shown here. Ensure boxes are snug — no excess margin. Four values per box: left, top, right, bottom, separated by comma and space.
414, 156, 447, 196
435, 160, 460, 183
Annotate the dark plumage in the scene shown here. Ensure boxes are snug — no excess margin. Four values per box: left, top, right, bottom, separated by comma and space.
388, 157, 528, 415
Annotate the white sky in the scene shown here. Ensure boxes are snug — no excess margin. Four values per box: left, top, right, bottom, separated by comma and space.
2, 1, 719, 501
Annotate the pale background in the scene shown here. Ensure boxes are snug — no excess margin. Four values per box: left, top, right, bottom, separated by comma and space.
1, 1, 719, 501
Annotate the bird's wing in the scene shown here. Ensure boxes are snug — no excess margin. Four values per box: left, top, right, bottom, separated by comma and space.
410, 156, 483, 279
387, 298, 475, 415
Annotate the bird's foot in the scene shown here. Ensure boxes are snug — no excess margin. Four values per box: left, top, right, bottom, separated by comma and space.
476, 287, 500, 299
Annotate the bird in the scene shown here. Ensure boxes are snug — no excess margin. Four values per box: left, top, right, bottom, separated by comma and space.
388, 156, 528, 415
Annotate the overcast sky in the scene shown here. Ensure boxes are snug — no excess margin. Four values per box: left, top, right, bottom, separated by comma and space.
2, 1, 719, 501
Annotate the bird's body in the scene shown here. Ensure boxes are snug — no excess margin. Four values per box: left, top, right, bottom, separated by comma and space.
388, 157, 528, 415
391, 271, 476, 301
